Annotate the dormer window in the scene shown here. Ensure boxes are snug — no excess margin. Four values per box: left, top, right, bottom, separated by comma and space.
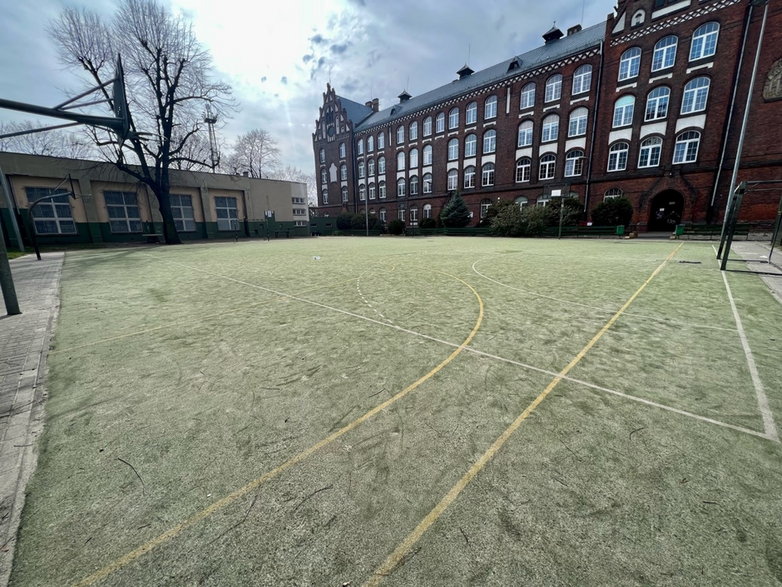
631, 10, 645, 27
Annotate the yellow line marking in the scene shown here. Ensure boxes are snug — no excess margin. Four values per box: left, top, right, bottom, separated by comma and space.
366, 244, 682, 585
73, 272, 484, 587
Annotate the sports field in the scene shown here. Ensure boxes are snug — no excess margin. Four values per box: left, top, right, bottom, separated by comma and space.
11, 237, 782, 585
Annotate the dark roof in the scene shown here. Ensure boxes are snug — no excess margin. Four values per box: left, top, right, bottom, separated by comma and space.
337, 96, 373, 125
353, 21, 605, 133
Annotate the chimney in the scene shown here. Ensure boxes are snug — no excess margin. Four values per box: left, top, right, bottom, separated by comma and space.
543, 25, 564, 44
398, 90, 411, 103
567, 24, 582, 36
365, 98, 379, 112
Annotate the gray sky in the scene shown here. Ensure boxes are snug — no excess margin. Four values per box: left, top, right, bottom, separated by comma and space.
0, 0, 615, 173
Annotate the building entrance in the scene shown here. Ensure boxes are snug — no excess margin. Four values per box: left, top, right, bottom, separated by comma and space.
648, 190, 684, 231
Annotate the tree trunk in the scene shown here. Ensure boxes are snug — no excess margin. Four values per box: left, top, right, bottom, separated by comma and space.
154, 187, 182, 245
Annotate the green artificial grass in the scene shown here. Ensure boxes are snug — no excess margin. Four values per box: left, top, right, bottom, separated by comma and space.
10, 237, 782, 586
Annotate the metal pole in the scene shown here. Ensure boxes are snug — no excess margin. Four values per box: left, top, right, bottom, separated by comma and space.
558, 198, 564, 239
0, 166, 24, 251
0, 217, 21, 315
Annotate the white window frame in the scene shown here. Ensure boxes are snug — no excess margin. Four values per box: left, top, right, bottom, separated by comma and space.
483, 130, 496, 154
464, 133, 477, 157
613, 96, 635, 128
618, 47, 641, 81
681, 77, 710, 114
423, 145, 433, 165
520, 83, 535, 109
645, 86, 670, 121
638, 136, 663, 168
518, 121, 533, 147
484, 95, 498, 119
564, 150, 584, 177
539, 154, 556, 180
423, 173, 433, 194
545, 74, 563, 102
673, 131, 700, 164
541, 114, 559, 143
214, 196, 239, 231
481, 163, 495, 186
572, 65, 592, 95
466, 101, 478, 124
423, 116, 432, 136
396, 151, 406, 171
568, 108, 588, 137
397, 178, 406, 197
448, 107, 459, 130
690, 22, 719, 61
378, 156, 386, 174
447, 169, 459, 191
515, 158, 531, 183
651, 35, 677, 72
448, 138, 459, 161
409, 121, 418, 141
396, 125, 405, 145
170, 193, 196, 232
409, 148, 419, 168
607, 142, 629, 172
464, 166, 476, 189
436, 112, 445, 133
28, 187, 77, 235
105, 191, 143, 233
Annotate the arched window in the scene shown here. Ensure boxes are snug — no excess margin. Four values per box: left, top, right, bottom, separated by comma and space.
423, 116, 433, 136
681, 77, 710, 114
321, 188, 328, 205
423, 173, 433, 194
645, 86, 670, 121
608, 142, 629, 171
396, 125, 405, 145
539, 153, 556, 180
484, 95, 498, 119
341, 186, 348, 202
397, 151, 406, 171
631, 9, 645, 27
423, 144, 433, 166
447, 169, 459, 191
541, 114, 559, 142
638, 136, 663, 168
483, 129, 497, 154
409, 148, 419, 168
613, 95, 635, 127
572, 65, 592, 95
568, 108, 588, 137
397, 178, 406, 197
518, 121, 533, 147
565, 150, 585, 177
410, 207, 418, 224
448, 107, 459, 129
369, 182, 376, 199
357, 138, 364, 155
515, 196, 528, 209
379, 181, 387, 198
604, 188, 623, 200
367, 135, 374, 152
423, 204, 432, 218
319, 148, 325, 163
515, 158, 531, 183
466, 101, 478, 124
409, 175, 419, 195
619, 47, 641, 81
464, 166, 476, 188
368, 158, 375, 175
320, 168, 327, 185
480, 199, 492, 218
377, 132, 385, 149
339, 142, 346, 158
358, 161, 365, 178
436, 112, 445, 133
359, 184, 366, 201
520, 83, 536, 109
481, 163, 495, 186
379, 207, 387, 222
378, 156, 386, 174
673, 131, 700, 164
690, 22, 719, 61
340, 163, 347, 180
652, 35, 677, 71
409, 121, 418, 141
448, 138, 459, 161
464, 133, 477, 157
545, 74, 563, 102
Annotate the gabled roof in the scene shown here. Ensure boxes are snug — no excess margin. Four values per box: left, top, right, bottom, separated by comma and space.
353, 21, 605, 133
337, 96, 374, 125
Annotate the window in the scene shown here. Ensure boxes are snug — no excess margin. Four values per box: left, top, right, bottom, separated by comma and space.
652, 35, 677, 71
410, 207, 418, 224
481, 163, 495, 186
398, 209, 406, 222
448, 138, 459, 161
631, 9, 645, 27
105, 191, 142, 233
341, 186, 349, 202
397, 151, 405, 171
423, 145, 433, 165
423, 204, 432, 218
447, 169, 458, 191
515, 196, 528, 209
539, 154, 556, 180
359, 184, 366, 201
358, 161, 365, 178
367, 135, 374, 152
423, 173, 433, 193
690, 22, 719, 61
321, 188, 328, 205
369, 183, 376, 199
397, 178, 406, 197
409, 121, 418, 141
378, 156, 386, 174
545, 74, 562, 102
319, 148, 325, 163
681, 77, 710, 114
409, 175, 419, 195
618, 47, 641, 81
565, 150, 584, 177
541, 114, 559, 142
638, 136, 663, 168
396, 125, 405, 145
608, 142, 629, 171
214, 196, 238, 231
423, 116, 432, 136
517, 121, 533, 147
357, 138, 364, 155
436, 112, 445, 133
480, 199, 492, 218
464, 166, 476, 188
483, 130, 496, 154
568, 108, 588, 137
466, 101, 477, 124
377, 132, 385, 149
368, 158, 375, 175
170, 194, 196, 232
410, 148, 419, 168
572, 65, 592, 95
340, 163, 348, 180
515, 158, 531, 183
27, 187, 76, 235
339, 142, 346, 158
379, 208, 387, 222
673, 130, 700, 163
645, 86, 670, 121
379, 181, 387, 198
464, 133, 477, 157
520, 83, 536, 109
448, 107, 459, 129
321, 168, 327, 186
613, 95, 635, 127
604, 188, 623, 201
484, 95, 498, 119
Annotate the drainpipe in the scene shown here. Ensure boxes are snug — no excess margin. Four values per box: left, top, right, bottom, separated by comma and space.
583, 40, 605, 217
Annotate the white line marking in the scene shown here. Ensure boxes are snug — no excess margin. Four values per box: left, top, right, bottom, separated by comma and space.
471, 257, 738, 332
712, 246, 779, 441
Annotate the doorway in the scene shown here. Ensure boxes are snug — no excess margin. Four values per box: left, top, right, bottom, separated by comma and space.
648, 190, 684, 231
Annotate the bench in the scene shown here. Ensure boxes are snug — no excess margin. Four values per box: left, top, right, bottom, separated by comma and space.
142, 233, 163, 244
678, 224, 750, 240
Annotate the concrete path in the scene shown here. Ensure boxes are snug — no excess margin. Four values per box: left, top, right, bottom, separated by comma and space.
0, 252, 64, 585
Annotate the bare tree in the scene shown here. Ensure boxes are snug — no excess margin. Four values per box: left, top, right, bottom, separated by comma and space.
49, 0, 233, 244
0, 120, 96, 159
226, 129, 279, 178
267, 165, 316, 205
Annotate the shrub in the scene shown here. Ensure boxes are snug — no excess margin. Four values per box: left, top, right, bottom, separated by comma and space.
387, 219, 405, 235
547, 197, 582, 226
522, 205, 551, 236
439, 192, 471, 227
591, 197, 633, 227
489, 200, 525, 236
336, 213, 353, 230
419, 217, 437, 229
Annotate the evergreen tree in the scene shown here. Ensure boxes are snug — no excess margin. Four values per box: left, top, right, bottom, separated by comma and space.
439, 192, 471, 227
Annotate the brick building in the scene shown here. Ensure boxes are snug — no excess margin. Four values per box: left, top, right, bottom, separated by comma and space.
313, 0, 782, 231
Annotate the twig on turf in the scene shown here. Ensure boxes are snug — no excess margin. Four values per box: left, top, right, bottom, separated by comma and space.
209, 491, 260, 546
459, 527, 469, 545
117, 458, 145, 495
293, 484, 333, 512
629, 427, 646, 439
